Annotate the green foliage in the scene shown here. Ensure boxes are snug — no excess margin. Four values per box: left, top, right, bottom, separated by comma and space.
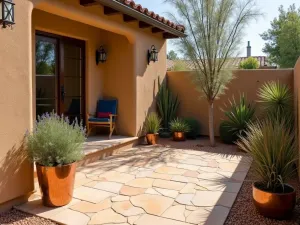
239, 57, 259, 69
185, 118, 200, 139
237, 119, 297, 193
26, 113, 86, 167
257, 81, 293, 126
36, 40, 56, 75
144, 112, 161, 134
172, 61, 189, 71
166, 0, 260, 146
170, 118, 190, 133
167, 50, 179, 60
261, 4, 300, 68
157, 77, 180, 130
219, 94, 255, 144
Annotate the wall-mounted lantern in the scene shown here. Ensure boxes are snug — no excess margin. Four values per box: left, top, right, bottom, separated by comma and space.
96, 46, 107, 65
148, 45, 158, 65
0, 0, 15, 28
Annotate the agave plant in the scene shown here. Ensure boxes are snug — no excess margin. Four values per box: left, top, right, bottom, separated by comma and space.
170, 118, 190, 133
144, 112, 161, 134
157, 77, 180, 130
257, 81, 293, 125
237, 119, 297, 193
219, 94, 255, 144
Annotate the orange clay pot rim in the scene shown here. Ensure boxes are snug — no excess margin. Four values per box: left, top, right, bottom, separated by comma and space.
36, 161, 76, 168
252, 181, 295, 195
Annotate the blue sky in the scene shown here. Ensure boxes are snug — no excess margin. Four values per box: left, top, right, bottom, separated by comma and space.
135, 0, 300, 57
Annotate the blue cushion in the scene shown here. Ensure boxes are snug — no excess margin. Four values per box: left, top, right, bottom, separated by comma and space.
88, 117, 115, 123
97, 99, 118, 115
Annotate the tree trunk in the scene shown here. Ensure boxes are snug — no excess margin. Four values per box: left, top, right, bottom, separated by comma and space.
208, 101, 215, 147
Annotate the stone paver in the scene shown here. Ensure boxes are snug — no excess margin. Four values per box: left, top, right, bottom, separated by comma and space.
130, 194, 174, 216
17, 142, 250, 225
89, 208, 127, 224
112, 201, 144, 216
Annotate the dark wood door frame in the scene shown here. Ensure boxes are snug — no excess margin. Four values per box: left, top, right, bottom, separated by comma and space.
35, 30, 86, 123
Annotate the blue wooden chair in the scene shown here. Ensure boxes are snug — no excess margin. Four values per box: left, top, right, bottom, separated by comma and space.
86, 99, 118, 139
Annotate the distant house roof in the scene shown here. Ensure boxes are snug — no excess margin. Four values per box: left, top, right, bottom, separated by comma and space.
81, 0, 186, 38
167, 56, 270, 71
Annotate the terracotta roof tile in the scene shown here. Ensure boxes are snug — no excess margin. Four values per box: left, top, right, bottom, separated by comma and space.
117, 0, 185, 33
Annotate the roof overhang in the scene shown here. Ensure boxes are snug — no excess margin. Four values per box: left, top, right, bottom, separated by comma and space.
80, 0, 186, 39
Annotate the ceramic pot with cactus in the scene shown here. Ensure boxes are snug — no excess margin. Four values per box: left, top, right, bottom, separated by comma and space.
144, 112, 161, 145
170, 118, 190, 141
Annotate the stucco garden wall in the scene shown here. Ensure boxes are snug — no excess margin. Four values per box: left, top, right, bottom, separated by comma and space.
168, 69, 294, 136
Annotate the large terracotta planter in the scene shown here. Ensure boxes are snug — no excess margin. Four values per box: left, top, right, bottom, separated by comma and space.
146, 133, 157, 145
173, 132, 186, 141
252, 182, 296, 219
36, 162, 76, 207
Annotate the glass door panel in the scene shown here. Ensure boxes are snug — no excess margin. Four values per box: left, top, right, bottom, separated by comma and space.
35, 35, 57, 117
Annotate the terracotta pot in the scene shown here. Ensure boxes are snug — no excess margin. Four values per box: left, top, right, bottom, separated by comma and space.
146, 133, 157, 145
36, 162, 76, 207
252, 182, 296, 219
173, 132, 186, 141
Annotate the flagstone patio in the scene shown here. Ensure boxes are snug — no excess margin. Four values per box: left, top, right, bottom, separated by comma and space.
16, 140, 252, 225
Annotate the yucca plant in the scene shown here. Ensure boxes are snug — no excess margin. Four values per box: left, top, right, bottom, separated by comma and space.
170, 118, 190, 133
237, 119, 297, 193
257, 81, 293, 126
144, 112, 161, 134
219, 94, 255, 144
157, 77, 180, 130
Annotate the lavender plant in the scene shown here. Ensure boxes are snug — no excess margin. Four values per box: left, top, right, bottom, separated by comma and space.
26, 113, 86, 167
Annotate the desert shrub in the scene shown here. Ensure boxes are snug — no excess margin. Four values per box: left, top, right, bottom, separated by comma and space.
257, 81, 293, 126
170, 118, 190, 133
144, 112, 161, 134
172, 61, 189, 71
185, 118, 200, 139
26, 113, 86, 167
219, 94, 255, 144
237, 119, 297, 193
239, 57, 259, 69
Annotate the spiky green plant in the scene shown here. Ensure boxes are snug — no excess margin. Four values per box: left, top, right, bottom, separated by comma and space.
257, 81, 293, 125
237, 119, 297, 193
144, 112, 161, 134
170, 118, 190, 133
185, 118, 201, 139
219, 94, 255, 144
157, 77, 180, 130
26, 112, 86, 167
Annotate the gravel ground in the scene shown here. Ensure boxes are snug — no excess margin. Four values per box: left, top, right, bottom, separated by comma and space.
0, 209, 58, 225
225, 165, 300, 225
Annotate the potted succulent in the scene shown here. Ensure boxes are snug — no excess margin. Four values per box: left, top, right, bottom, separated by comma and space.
237, 119, 297, 219
144, 112, 161, 145
170, 118, 190, 141
26, 113, 86, 207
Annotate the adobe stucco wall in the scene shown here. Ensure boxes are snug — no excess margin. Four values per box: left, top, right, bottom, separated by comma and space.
168, 69, 294, 136
293, 58, 300, 180
0, 0, 167, 207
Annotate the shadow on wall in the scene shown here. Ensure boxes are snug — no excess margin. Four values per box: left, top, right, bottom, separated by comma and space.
0, 138, 33, 203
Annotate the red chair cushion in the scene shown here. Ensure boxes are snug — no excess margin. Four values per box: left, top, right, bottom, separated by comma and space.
97, 112, 111, 118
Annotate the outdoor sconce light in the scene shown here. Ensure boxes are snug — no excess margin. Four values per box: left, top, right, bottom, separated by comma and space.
0, 0, 15, 28
148, 45, 158, 65
96, 46, 107, 65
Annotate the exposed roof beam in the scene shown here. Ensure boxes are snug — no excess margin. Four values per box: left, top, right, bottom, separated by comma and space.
80, 0, 98, 6
152, 27, 164, 33
163, 32, 179, 39
104, 6, 120, 15
123, 14, 137, 23
139, 21, 152, 29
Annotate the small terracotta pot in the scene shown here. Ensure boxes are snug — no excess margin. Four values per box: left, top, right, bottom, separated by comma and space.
252, 182, 296, 219
146, 133, 157, 145
36, 162, 76, 207
173, 132, 186, 141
